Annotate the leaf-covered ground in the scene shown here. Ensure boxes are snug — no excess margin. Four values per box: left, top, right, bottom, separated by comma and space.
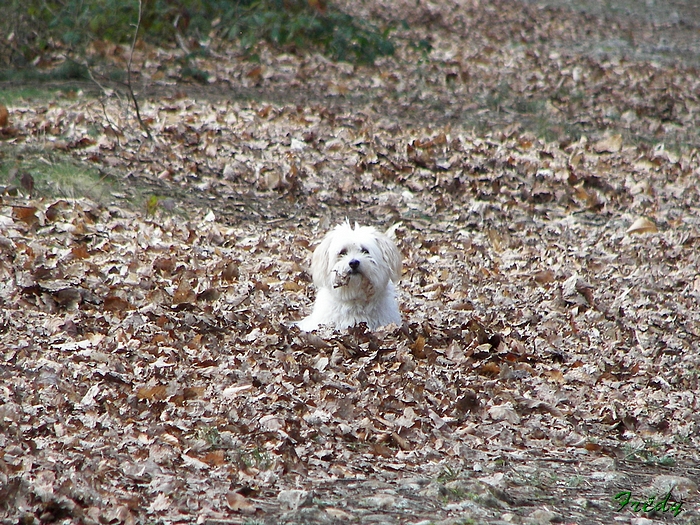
1, 1, 700, 524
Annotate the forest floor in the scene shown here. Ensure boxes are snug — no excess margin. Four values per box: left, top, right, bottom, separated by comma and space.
1, 0, 699, 524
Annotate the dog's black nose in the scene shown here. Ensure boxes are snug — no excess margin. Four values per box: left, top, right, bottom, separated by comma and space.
349, 259, 360, 271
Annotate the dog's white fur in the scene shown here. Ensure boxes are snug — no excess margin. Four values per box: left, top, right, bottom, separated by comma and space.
296, 222, 402, 331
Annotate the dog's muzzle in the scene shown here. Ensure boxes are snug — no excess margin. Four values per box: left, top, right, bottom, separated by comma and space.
333, 260, 361, 288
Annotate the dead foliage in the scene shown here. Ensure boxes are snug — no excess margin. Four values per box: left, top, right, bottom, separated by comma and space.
1, 1, 699, 524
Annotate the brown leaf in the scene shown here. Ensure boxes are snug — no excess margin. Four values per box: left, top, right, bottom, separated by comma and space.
532, 269, 555, 284
20, 172, 34, 194
173, 279, 196, 304
283, 281, 302, 291
68, 137, 96, 149
13, 206, 39, 226
154, 257, 176, 273
104, 295, 131, 312
225, 491, 256, 513
183, 386, 205, 399
54, 288, 82, 308
0, 104, 8, 127
390, 432, 411, 451
45, 200, 69, 222
187, 334, 202, 349
543, 369, 565, 383
479, 362, 500, 377
369, 442, 394, 458
202, 450, 226, 466
593, 134, 622, 153
246, 65, 263, 81
298, 331, 330, 350
454, 389, 479, 414
221, 261, 240, 281
71, 245, 91, 260
411, 335, 426, 358
197, 287, 220, 302
137, 385, 167, 400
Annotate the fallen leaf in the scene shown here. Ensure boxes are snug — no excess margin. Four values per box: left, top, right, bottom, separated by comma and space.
202, 450, 226, 466
488, 403, 521, 424
104, 295, 131, 311
181, 453, 209, 470
626, 216, 658, 235
0, 104, 8, 127
71, 245, 91, 259
225, 491, 256, 513
13, 206, 39, 226
221, 261, 240, 281
532, 269, 555, 284
562, 274, 594, 306
149, 493, 171, 513
153, 257, 176, 273
593, 134, 622, 153
197, 287, 220, 301
479, 362, 500, 377
173, 279, 196, 304
20, 172, 34, 194
137, 385, 168, 400
369, 442, 394, 458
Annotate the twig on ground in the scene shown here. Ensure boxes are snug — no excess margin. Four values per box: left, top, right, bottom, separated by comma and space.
85, 68, 124, 146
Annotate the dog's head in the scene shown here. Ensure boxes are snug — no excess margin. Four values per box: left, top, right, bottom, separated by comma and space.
310, 222, 401, 300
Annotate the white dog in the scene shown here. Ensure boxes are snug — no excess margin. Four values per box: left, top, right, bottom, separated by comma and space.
296, 222, 402, 331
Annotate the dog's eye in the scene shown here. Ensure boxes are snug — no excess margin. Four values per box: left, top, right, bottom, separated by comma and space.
360, 247, 370, 254
338, 248, 347, 256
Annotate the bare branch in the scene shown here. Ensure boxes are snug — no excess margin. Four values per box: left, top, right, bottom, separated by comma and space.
127, 0, 152, 140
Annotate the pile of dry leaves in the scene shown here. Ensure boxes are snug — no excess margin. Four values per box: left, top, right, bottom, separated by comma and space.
1, 0, 699, 524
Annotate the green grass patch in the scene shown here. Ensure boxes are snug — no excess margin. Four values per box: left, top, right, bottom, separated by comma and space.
0, 86, 82, 106
0, 146, 115, 204
437, 465, 461, 484
237, 447, 273, 471
194, 426, 222, 447
622, 440, 676, 467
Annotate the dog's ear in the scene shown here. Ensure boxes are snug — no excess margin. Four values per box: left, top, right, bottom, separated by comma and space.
375, 232, 402, 282
310, 230, 335, 288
